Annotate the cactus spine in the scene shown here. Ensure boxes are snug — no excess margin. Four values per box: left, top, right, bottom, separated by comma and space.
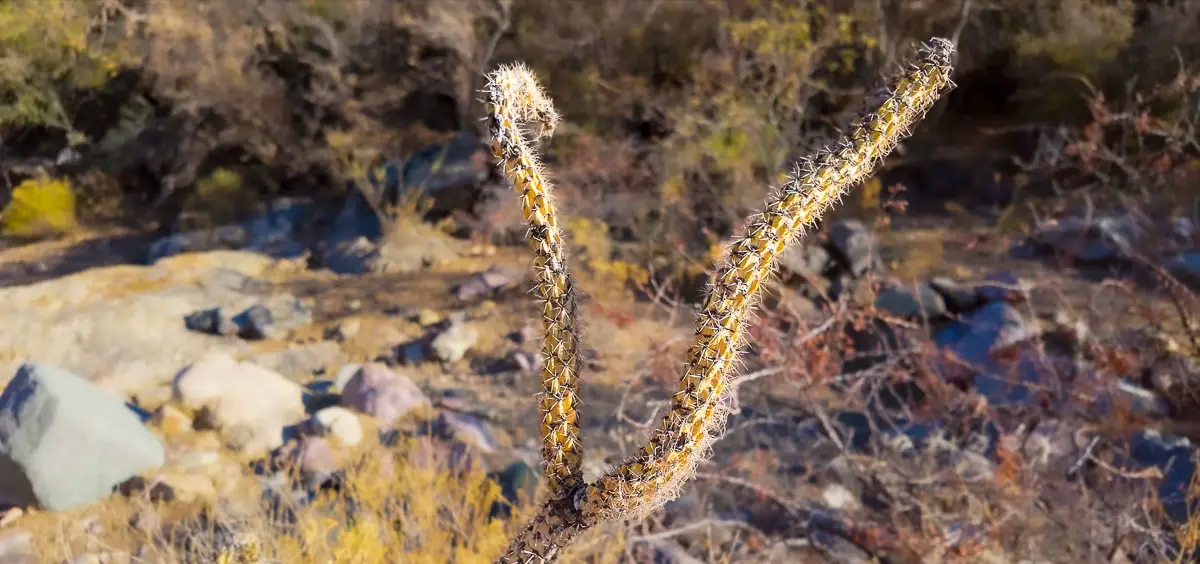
487, 38, 957, 563
485, 63, 586, 502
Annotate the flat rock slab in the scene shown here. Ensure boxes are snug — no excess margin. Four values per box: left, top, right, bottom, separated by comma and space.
0, 363, 164, 511
0, 251, 308, 396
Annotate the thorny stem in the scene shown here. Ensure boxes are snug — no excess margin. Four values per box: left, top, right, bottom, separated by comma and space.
484, 64, 586, 503
487, 38, 957, 563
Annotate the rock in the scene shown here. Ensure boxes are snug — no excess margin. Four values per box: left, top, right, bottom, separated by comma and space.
233, 300, 313, 341
331, 364, 362, 394
295, 437, 342, 492
407, 436, 481, 474
0, 529, 32, 564
146, 199, 314, 263
935, 302, 1040, 361
778, 244, 832, 284
339, 363, 431, 425
182, 307, 239, 336
974, 271, 1030, 304
1127, 430, 1196, 524
319, 236, 381, 276
509, 350, 542, 374
826, 219, 876, 277
396, 337, 432, 365
244, 341, 341, 382
116, 475, 175, 503
493, 460, 538, 509
1090, 380, 1169, 419
172, 353, 305, 456
873, 283, 947, 319
1021, 215, 1142, 265
452, 266, 525, 301
933, 302, 1056, 407
431, 411, 498, 453
395, 134, 491, 202
1166, 251, 1200, 289
0, 363, 165, 511
233, 305, 278, 340
1170, 217, 1196, 247
928, 276, 981, 313
0, 251, 302, 396
415, 309, 443, 327
430, 319, 479, 363
820, 484, 859, 511
435, 389, 471, 412
310, 407, 364, 448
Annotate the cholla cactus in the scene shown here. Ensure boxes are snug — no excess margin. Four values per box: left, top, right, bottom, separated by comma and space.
486, 38, 957, 563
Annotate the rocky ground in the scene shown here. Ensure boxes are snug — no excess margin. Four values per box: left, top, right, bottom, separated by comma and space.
0, 182, 1197, 562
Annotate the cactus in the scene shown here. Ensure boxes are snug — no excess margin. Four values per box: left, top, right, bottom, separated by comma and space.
486, 38, 956, 563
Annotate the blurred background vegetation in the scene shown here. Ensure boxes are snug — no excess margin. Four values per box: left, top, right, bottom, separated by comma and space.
0, 0, 1196, 263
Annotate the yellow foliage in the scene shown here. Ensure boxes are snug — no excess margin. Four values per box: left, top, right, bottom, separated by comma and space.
183, 167, 257, 227
856, 176, 882, 216
566, 216, 649, 292
0, 175, 78, 237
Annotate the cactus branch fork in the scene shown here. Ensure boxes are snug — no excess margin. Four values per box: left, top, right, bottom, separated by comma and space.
485, 37, 957, 563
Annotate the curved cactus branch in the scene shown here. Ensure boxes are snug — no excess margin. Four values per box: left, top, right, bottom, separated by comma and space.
584, 38, 957, 523
484, 64, 586, 502
490, 38, 957, 563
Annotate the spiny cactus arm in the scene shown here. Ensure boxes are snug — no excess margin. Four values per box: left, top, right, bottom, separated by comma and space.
484, 63, 586, 501
582, 38, 957, 523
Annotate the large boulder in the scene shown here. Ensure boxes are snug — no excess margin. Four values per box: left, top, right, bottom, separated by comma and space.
172, 353, 306, 456
0, 363, 164, 511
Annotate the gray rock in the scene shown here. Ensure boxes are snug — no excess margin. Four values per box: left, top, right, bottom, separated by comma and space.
826, 219, 874, 277
0, 363, 164, 511
331, 364, 362, 394
431, 411, 498, 453
934, 302, 1053, 407
244, 341, 341, 382
928, 276, 981, 313
1024, 215, 1142, 265
182, 307, 239, 336
453, 266, 525, 301
146, 200, 313, 263
295, 436, 340, 492
392, 133, 491, 212
339, 363, 431, 425
873, 283, 947, 319
778, 244, 832, 283
936, 302, 1040, 360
